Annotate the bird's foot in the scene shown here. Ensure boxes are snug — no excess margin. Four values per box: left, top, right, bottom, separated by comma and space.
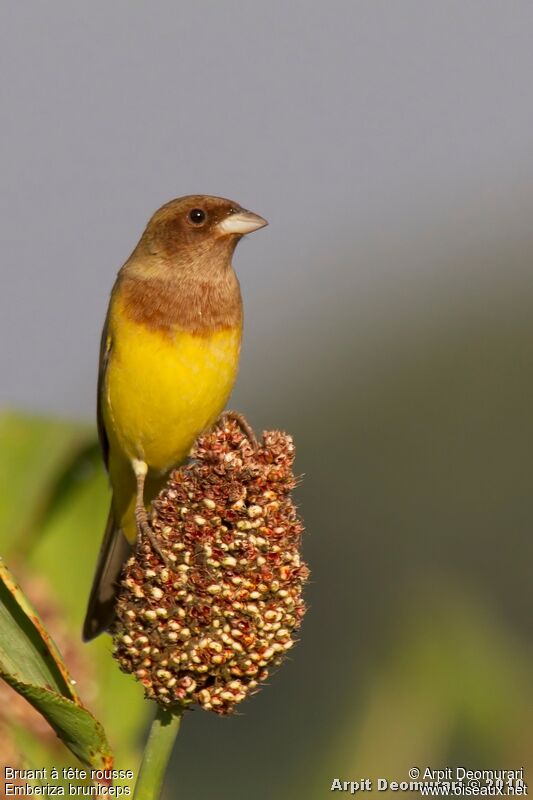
135, 494, 173, 568
133, 458, 172, 568
219, 410, 258, 449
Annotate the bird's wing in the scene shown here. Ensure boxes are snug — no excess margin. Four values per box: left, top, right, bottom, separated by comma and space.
97, 312, 112, 471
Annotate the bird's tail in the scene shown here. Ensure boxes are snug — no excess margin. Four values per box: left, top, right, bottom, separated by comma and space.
82, 507, 133, 641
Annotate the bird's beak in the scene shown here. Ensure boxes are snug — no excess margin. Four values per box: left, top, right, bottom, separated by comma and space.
218, 209, 268, 236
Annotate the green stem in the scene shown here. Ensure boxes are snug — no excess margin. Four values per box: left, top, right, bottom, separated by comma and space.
133, 704, 184, 800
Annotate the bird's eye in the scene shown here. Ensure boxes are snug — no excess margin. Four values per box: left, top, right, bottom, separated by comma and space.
188, 208, 207, 225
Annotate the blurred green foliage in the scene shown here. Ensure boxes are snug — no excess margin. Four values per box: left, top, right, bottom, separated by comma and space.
0, 412, 148, 777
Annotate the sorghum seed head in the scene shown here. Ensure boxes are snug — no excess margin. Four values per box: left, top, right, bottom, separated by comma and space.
113, 418, 308, 715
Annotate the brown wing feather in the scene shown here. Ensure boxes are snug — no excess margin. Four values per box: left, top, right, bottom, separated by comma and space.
82, 507, 133, 640
97, 312, 112, 471
84, 308, 131, 640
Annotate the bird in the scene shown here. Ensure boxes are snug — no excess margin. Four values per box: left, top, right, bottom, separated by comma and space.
82, 195, 267, 640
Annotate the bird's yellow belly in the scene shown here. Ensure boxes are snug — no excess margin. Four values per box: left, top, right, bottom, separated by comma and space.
104, 310, 241, 473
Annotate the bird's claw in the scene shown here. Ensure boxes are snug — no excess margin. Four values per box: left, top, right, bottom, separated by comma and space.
219, 410, 258, 448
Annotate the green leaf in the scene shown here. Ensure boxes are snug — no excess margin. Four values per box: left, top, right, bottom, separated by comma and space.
5, 678, 112, 769
0, 561, 77, 700
0, 560, 113, 768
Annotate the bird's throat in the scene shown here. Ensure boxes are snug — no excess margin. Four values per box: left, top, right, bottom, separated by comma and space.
115, 269, 243, 336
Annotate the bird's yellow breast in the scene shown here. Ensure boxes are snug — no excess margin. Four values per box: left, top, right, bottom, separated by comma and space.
103, 297, 241, 473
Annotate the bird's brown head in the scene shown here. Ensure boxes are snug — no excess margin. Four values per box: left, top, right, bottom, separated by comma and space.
138, 195, 267, 265
118, 196, 267, 333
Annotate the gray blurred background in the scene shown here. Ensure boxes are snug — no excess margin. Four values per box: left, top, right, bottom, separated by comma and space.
1, 2, 532, 798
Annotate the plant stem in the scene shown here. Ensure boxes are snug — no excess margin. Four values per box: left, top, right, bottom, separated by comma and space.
133, 705, 183, 800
